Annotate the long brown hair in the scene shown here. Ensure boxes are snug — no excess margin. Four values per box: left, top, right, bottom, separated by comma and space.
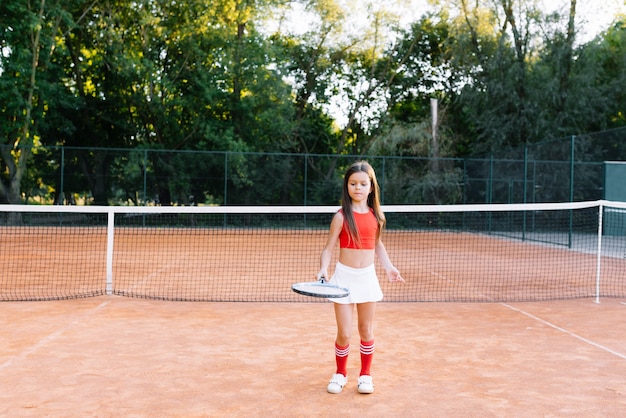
341, 160, 386, 248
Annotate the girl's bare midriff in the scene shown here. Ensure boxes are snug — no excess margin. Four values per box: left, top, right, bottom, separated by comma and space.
339, 248, 376, 268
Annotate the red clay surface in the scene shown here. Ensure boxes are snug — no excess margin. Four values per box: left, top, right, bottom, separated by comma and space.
1, 297, 625, 417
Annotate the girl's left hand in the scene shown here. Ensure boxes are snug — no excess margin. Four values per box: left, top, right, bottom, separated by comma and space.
386, 267, 405, 283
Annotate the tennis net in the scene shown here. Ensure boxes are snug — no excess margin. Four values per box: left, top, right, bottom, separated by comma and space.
1, 201, 625, 302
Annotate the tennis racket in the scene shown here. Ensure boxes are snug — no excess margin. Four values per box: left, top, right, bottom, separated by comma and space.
291, 278, 349, 299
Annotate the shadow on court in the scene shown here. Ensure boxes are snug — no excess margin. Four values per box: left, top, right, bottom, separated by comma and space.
1, 296, 625, 417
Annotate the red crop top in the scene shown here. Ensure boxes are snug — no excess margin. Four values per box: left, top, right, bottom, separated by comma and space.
339, 209, 378, 249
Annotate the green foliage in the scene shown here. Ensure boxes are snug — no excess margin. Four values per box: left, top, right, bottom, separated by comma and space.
2, 0, 626, 205
594, 19, 626, 129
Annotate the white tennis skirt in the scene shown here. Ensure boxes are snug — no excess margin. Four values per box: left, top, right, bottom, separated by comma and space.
328, 262, 383, 304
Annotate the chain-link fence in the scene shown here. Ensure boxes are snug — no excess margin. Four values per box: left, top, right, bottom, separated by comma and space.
6, 128, 625, 206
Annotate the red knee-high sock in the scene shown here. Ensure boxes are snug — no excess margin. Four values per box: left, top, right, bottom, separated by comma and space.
335, 342, 350, 377
360, 340, 375, 376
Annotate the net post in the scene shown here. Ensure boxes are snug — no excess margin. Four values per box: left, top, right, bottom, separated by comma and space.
595, 202, 603, 304
106, 208, 115, 295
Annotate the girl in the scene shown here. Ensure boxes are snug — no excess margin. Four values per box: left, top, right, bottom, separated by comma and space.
317, 160, 404, 394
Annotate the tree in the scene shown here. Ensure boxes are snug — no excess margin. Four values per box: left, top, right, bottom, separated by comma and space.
271, 0, 422, 200
38, 0, 299, 205
448, 0, 545, 154
371, 12, 461, 155
0, 0, 57, 204
412, 0, 601, 156
591, 17, 626, 131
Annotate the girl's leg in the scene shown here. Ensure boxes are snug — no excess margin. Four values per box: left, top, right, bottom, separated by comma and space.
333, 303, 353, 376
356, 302, 376, 378
356, 302, 376, 342
334, 302, 354, 346
327, 303, 353, 393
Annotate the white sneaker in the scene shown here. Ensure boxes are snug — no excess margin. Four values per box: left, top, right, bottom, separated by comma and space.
327, 373, 347, 394
357, 375, 374, 394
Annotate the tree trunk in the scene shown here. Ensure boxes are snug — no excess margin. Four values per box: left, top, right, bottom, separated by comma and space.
4, 0, 45, 204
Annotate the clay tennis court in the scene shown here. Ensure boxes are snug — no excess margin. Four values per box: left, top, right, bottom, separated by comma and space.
1, 297, 626, 416
2, 207, 626, 416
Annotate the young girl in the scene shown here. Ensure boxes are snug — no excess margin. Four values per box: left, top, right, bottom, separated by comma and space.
317, 160, 404, 394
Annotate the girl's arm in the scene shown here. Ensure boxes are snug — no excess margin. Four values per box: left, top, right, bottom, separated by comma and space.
318, 212, 343, 281
375, 240, 404, 283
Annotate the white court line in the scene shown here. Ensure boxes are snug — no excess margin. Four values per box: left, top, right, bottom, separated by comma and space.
502, 303, 626, 361
429, 267, 626, 360
0, 301, 110, 372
